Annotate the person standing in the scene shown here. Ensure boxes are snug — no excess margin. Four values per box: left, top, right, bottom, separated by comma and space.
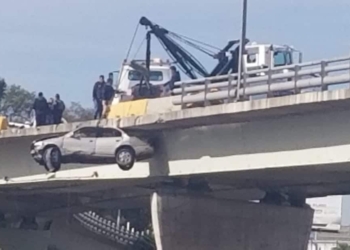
102, 74, 115, 118
53, 94, 65, 124
32, 92, 49, 126
47, 98, 55, 125
164, 66, 181, 95
92, 75, 105, 119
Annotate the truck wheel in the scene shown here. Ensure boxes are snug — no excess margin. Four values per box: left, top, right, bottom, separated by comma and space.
43, 147, 61, 172
115, 147, 135, 171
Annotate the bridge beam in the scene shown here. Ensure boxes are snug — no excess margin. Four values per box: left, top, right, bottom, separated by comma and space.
151, 192, 313, 250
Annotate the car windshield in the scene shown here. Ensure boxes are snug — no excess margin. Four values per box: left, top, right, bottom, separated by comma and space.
128, 70, 163, 81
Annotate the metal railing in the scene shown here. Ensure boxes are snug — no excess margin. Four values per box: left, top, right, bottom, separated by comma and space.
172, 55, 350, 108
74, 211, 155, 250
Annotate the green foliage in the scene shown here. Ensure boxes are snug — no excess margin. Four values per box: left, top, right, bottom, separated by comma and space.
0, 84, 35, 121
0, 83, 93, 123
63, 101, 94, 122
332, 243, 350, 250
0, 78, 6, 103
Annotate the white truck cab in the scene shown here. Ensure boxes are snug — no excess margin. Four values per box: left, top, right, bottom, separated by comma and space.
115, 58, 172, 96
244, 43, 302, 72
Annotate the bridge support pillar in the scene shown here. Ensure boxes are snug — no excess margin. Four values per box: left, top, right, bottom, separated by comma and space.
151, 192, 313, 250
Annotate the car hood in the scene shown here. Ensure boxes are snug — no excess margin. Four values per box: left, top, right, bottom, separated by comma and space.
32, 135, 61, 144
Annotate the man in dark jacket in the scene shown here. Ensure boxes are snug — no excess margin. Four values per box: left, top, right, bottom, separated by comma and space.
102, 76, 115, 118
93, 75, 105, 119
164, 66, 181, 95
53, 94, 65, 124
32, 92, 49, 126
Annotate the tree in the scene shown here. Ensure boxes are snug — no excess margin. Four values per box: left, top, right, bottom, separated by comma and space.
0, 83, 93, 123
0, 84, 36, 122
63, 102, 94, 122
332, 243, 350, 250
0, 78, 6, 103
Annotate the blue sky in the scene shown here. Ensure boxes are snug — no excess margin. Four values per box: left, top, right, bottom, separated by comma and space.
1, 0, 350, 107
1, 0, 350, 224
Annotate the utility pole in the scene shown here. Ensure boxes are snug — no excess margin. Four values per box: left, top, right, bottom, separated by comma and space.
236, 0, 248, 101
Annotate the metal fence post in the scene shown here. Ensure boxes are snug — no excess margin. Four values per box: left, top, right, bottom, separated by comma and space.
116, 209, 121, 228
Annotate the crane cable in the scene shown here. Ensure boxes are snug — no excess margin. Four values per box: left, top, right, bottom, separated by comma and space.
125, 23, 140, 61
175, 32, 221, 51
132, 36, 146, 60
168, 31, 220, 58
117, 23, 141, 91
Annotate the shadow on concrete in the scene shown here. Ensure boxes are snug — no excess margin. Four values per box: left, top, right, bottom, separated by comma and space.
162, 109, 350, 161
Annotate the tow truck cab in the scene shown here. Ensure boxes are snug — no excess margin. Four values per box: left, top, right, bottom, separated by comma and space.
115, 58, 172, 97
244, 43, 302, 71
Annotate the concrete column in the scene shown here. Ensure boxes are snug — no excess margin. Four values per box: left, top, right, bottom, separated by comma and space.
151, 192, 313, 250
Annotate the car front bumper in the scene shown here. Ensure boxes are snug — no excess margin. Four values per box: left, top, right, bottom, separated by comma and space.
30, 148, 44, 165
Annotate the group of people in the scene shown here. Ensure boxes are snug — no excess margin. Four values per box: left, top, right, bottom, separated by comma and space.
91, 66, 180, 120
32, 93, 65, 126
31, 66, 180, 127
92, 73, 115, 119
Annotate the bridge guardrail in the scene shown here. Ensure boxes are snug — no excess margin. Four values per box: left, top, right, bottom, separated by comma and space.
172, 55, 350, 108
74, 211, 155, 249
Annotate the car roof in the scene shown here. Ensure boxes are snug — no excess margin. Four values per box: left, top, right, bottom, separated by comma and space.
73, 126, 125, 133
72, 126, 158, 137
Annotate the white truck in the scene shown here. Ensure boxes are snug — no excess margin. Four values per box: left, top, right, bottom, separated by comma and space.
110, 42, 302, 104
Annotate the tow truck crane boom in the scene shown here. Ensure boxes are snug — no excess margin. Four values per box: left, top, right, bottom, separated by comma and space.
139, 16, 246, 79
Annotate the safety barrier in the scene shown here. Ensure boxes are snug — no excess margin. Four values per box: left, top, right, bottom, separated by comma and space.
107, 99, 148, 119
0, 117, 8, 130
172, 55, 350, 108
74, 211, 155, 250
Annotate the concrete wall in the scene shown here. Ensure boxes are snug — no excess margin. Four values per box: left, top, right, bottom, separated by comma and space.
151, 192, 314, 250
0, 218, 121, 250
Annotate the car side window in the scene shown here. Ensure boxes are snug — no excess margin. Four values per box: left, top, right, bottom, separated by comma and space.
100, 128, 122, 138
74, 127, 97, 138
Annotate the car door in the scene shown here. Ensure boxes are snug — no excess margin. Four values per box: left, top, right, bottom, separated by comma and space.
63, 127, 98, 157
95, 128, 123, 157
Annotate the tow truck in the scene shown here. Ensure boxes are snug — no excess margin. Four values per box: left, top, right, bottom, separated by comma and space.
106, 17, 302, 118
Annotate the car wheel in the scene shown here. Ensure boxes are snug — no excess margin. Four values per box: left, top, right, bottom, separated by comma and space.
115, 147, 135, 171
43, 147, 61, 172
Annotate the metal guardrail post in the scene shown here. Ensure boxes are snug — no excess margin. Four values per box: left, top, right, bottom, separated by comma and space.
294, 65, 300, 94
320, 61, 327, 91
243, 69, 247, 100
235, 75, 241, 102
228, 73, 233, 103
181, 82, 185, 109
204, 79, 210, 106
267, 67, 272, 97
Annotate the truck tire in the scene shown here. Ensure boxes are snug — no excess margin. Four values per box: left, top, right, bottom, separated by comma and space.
43, 147, 61, 172
115, 147, 135, 171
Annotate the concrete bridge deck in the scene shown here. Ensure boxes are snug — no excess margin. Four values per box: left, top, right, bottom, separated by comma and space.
1, 88, 350, 216
2, 88, 350, 138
